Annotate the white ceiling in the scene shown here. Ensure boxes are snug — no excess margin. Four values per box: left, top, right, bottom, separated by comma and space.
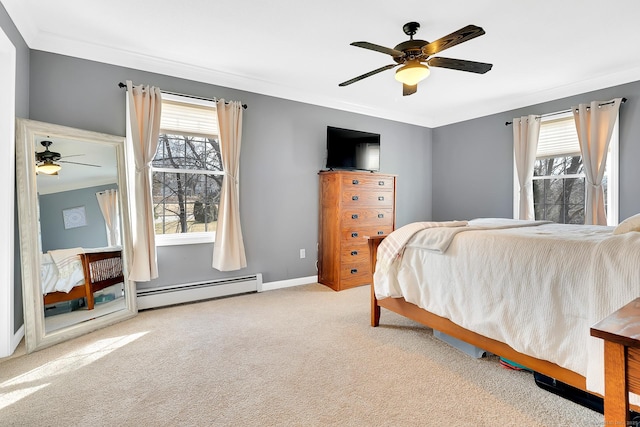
3, 0, 640, 128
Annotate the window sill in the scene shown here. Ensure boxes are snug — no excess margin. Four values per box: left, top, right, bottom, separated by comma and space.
156, 232, 215, 247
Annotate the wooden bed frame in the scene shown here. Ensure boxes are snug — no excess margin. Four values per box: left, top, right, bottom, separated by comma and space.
367, 235, 612, 403
43, 250, 124, 311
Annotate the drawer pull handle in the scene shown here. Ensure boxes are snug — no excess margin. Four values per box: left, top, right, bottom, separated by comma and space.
351, 214, 359, 219
377, 231, 384, 235
351, 251, 358, 256
378, 196, 384, 201
350, 269, 358, 274
351, 232, 358, 238
352, 195, 359, 201
352, 179, 359, 185
378, 181, 385, 186
378, 213, 384, 218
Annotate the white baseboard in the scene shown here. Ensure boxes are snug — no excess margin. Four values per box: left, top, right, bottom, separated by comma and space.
137, 274, 262, 310
259, 275, 318, 292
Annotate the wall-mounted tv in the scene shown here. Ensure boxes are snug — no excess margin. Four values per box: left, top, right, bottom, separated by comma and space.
325, 126, 380, 172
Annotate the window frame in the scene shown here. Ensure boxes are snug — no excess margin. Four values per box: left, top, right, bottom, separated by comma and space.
513, 111, 619, 225
154, 93, 223, 246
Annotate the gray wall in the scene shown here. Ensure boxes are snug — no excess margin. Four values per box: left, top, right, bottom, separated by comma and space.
432, 80, 640, 221
1, 2, 29, 333
28, 51, 433, 289
39, 184, 117, 252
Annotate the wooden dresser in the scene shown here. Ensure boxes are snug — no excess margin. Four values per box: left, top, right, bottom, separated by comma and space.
318, 170, 396, 291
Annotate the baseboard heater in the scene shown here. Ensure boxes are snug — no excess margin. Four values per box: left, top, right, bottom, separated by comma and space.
136, 274, 263, 310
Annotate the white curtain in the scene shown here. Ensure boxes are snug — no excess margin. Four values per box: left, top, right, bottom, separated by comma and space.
96, 189, 121, 247
513, 115, 541, 220
126, 80, 162, 281
572, 98, 622, 225
212, 100, 247, 271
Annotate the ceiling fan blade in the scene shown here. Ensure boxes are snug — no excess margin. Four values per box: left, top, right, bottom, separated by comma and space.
339, 64, 398, 87
403, 84, 417, 96
60, 160, 101, 167
422, 25, 486, 56
350, 41, 404, 58
427, 57, 493, 74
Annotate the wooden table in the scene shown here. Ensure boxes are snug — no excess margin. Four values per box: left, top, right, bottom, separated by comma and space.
590, 297, 640, 424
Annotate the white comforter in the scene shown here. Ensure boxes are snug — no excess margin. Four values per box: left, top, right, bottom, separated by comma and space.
374, 218, 640, 398
41, 248, 85, 295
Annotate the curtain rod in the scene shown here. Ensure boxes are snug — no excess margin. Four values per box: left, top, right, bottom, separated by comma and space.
504, 97, 626, 126
118, 82, 247, 109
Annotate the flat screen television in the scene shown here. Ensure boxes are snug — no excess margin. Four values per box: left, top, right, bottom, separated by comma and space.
325, 126, 380, 172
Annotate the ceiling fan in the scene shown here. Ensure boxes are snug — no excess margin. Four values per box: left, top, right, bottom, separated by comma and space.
35, 140, 101, 175
339, 22, 493, 96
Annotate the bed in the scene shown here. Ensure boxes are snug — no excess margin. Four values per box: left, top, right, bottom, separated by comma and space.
41, 247, 124, 310
368, 217, 640, 409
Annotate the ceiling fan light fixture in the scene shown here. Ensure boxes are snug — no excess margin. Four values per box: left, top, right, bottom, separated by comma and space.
395, 61, 430, 86
37, 161, 62, 175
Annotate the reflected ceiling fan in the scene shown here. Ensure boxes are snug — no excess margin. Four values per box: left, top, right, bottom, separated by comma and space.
35, 140, 101, 176
339, 22, 492, 96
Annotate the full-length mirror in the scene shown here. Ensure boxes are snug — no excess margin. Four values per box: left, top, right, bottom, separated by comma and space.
16, 118, 137, 353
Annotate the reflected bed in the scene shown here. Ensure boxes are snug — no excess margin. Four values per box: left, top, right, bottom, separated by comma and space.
41, 248, 124, 310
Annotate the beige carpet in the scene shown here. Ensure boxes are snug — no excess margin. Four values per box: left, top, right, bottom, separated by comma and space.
0, 283, 603, 426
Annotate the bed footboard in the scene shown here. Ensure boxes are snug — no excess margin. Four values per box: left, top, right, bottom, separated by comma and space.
367, 236, 384, 327
80, 250, 124, 309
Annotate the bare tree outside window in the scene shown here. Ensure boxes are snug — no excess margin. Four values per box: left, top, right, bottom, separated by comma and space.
533, 155, 607, 224
152, 134, 224, 235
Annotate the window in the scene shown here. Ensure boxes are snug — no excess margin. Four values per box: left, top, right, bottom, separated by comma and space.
514, 112, 619, 225
152, 94, 223, 245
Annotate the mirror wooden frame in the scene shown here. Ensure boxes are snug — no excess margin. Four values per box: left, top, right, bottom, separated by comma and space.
15, 118, 137, 353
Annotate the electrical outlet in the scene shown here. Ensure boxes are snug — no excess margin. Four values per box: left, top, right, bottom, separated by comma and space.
300, 249, 306, 259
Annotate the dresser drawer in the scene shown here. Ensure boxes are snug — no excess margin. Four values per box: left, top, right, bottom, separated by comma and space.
339, 261, 371, 286
340, 226, 393, 242
342, 208, 393, 227
342, 190, 393, 207
341, 175, 394, 190
340, 243, 369, 265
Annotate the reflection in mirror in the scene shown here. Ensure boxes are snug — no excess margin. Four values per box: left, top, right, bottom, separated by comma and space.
16, 119, 137, 353
38, 138, 123, 333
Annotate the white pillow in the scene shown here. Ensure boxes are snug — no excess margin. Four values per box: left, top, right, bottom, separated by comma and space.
613, 213, 640, 235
